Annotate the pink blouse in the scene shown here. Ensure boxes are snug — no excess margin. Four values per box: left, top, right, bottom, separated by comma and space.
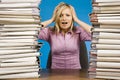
38, 27, 91, 69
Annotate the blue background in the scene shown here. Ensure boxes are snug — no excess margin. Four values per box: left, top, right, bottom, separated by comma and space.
39, 0, 92, 69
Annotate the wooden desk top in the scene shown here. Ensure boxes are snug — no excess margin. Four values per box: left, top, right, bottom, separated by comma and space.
39, 69, 100, 80
5, 69, 101, 80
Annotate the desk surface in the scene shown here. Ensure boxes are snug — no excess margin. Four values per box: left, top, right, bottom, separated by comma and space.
39, 69, 100, 80
7, 69, 101, 80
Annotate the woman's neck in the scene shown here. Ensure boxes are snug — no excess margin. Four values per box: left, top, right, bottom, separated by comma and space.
61, 29, 68, 34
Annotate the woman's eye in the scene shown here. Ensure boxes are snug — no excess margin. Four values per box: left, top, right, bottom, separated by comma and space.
60, 14, 63, 17
66, 14, 70, 17
59, 14, 71, 17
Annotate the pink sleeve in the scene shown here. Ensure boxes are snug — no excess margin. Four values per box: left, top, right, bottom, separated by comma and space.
77, 27, 91, 41
38, 28, 50, 41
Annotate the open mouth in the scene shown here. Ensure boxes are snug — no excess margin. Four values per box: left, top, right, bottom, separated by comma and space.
62, 22, 68, 24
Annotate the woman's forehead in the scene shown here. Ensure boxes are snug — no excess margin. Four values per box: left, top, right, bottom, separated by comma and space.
61, 8, 72, 14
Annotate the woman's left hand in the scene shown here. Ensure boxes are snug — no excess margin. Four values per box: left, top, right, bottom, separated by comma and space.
70, 5, 92, 33
70, 5, 79, 23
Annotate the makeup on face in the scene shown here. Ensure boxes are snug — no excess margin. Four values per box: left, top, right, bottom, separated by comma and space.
59, 8, 72, 31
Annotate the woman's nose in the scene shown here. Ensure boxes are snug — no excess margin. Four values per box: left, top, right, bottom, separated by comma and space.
62, 15, 66, 20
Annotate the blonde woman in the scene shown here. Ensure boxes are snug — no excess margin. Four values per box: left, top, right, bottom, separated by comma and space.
38, 2, 92, 69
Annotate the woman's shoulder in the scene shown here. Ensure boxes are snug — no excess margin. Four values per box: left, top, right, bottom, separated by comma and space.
48, 27, 55, 31
74, 26, 83, 33
41, 26, 54, 32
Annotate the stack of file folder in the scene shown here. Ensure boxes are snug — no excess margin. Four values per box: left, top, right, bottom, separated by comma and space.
0, 0, 42, 79
89, 0, 120, 80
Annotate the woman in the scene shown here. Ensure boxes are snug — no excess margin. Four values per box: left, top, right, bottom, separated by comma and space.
38, 2, 92, 69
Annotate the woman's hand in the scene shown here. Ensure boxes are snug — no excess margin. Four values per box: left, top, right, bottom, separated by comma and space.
70, 5, 92, 33
40, 8, 58, 27
51, 6, 59, 22
51, 9, 56, 22
40, 6, 59, 28
70, 5, 79, 23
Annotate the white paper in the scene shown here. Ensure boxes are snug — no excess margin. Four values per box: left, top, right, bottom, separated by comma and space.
0, 68, 39, 75
0, 3, 39, 8
97, 16, 120, 20
0, 24, 41, 28
0, 10, 39, 15
97, 68, 120, 72
0, 36, 36, 39
94, 13, 120, 17
0, 49, 37, 55
0, 46, 36, 50
96, 2, 120, 6
97, 62, 120, 68
0, 72, 40, 79
1, 57, 38, 62
98, 19, 120, 24
0, 52, 40, 59
0, 18, 39, 24
0, 66, 39, 71
90, 50, 120, 57
0, 0, 40, 3
94, 0, 120, 2
92, 44, 120, 50
0, 62, 38, 67
92, 39, 120, 44
93, 6, 120, 11
97, 57, 120, 62
0, 42, 37, 47
96, 76, 120, 80
93, 32, 120, 39
0, 39, 37, 43
0, 15, 39, 19
1, 31, 38, 36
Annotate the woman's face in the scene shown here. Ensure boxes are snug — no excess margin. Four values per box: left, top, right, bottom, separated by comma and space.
59, 8, 72, 31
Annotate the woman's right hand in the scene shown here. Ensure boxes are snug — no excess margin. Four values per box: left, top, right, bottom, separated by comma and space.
40, 7, 58, 27
51, 6, 59, 22
42, 2, 62, 26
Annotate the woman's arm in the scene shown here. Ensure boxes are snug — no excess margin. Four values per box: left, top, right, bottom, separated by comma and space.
41, 19, 53, 27
75, 19, 92, 33
41, 6, 58, 27
70, 6, 92, 33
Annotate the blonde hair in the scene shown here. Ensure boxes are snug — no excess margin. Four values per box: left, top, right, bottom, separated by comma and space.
53, 2, 74, 33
